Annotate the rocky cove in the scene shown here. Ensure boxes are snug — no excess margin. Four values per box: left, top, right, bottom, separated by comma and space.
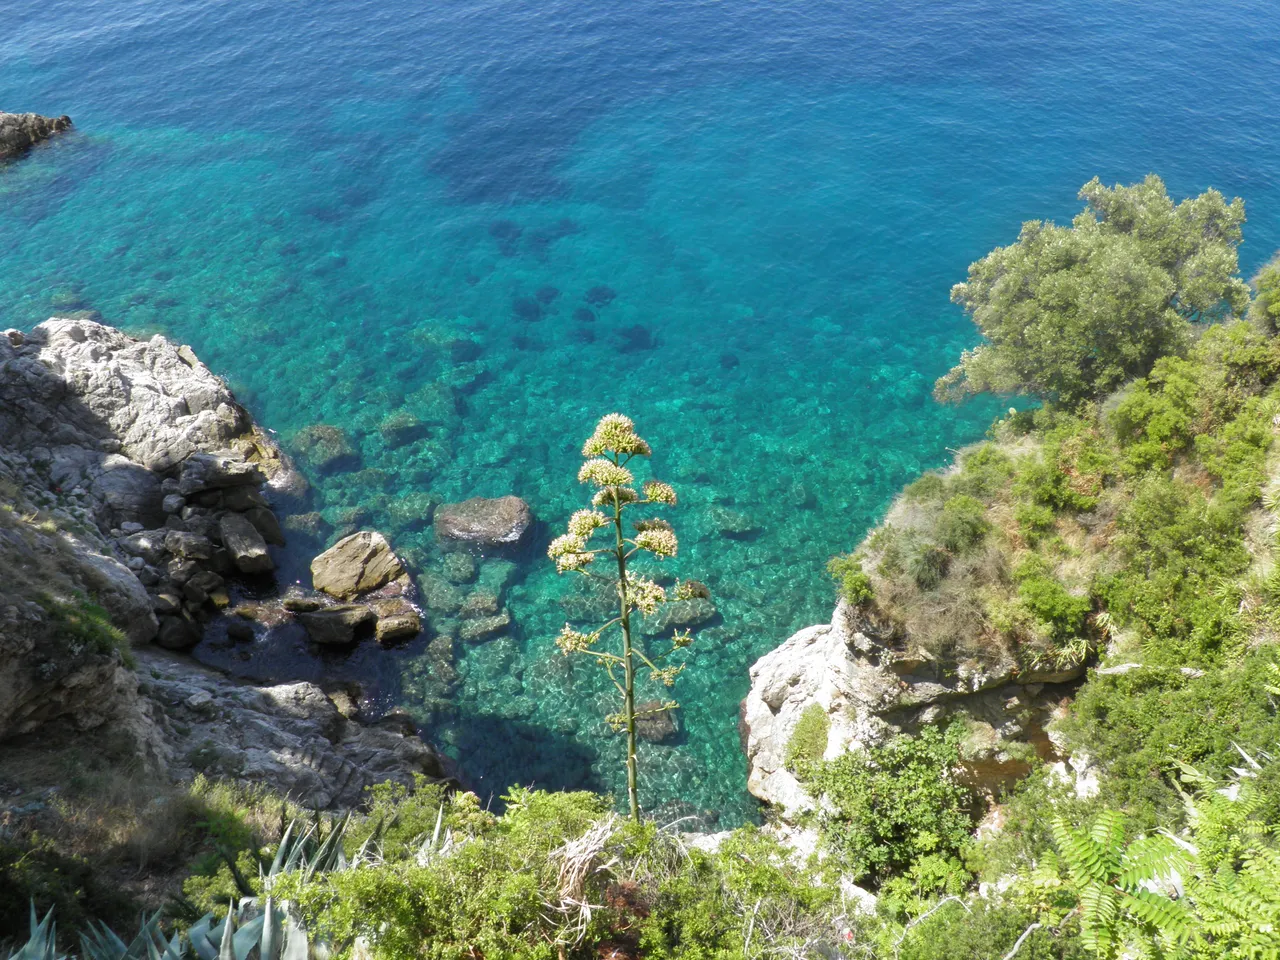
0, 311, 1089, 843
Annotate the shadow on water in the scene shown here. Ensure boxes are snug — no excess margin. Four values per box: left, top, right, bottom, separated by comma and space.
441, 705, 605, 811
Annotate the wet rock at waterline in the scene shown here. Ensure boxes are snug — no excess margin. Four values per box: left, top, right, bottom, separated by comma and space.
298, 604, 377, 645
311, 530, 410, 600
0, 111, 71, 161
219, 512, 274, 573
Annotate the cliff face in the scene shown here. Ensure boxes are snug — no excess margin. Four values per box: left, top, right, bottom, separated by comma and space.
0, 111, 72, 160
0, 316, 447, 805
740, 600, 1082, 816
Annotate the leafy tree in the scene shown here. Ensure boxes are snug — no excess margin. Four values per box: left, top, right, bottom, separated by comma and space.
936, 175, 1250, 407
1248, 252, 1280, 334
547, 413, 704, 820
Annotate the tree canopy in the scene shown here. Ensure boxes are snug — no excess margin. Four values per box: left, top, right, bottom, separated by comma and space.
935, 175, 1250, 407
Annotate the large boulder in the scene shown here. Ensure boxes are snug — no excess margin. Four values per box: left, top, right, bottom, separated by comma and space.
434, 496, 532, 547
220, 512, 274, 574
311, 531, 408, 600
0, 111, 71, 161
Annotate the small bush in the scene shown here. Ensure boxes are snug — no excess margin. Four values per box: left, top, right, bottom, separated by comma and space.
935, 495, 989, 553
908, 544, 951, 590
904, 474, 947, 502
828, 554, 874, 605
1013, 558, 1090, 644
785, 704, 830, 769
36, 593, 132, 665
801, 724, 975, 885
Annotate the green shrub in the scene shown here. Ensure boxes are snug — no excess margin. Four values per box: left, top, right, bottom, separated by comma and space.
801, 725, 975, 885
1059, 652, 1280, 826
785, 704, 830, 769
935, 495, 989, 553
1014, 502, 1056, 542
1250, 254, 1280, 334
828, 554, 874, 605
904, 474, 947, 502
908, 544, 951, 590
895, 898, 1084, 960
36, 593, 132, 665
949, 444, 1015, 500
1013, 558, 1090, 644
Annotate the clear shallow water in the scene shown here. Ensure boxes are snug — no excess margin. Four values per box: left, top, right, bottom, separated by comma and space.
3, 0, 1280, 825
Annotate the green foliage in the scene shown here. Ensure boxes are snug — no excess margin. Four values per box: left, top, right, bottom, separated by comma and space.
895, 898, 1084, 960
784, 704, 830, 769
1059, 652, 1280, 825
7, 903, 64, 960
801, 725, 975, 885
949, 443, 1016, 500
0, 841, 139, 945
935, 495, 989, 553
907, 543, 951, 591
1048, 761, 1280, 960
637, 828, 840, 959
35, 594, 133, 666
937, 175, 1249, 407
1013, 557, 1091, 645
1249, 253, 1280, 334
828, 553, 874, 605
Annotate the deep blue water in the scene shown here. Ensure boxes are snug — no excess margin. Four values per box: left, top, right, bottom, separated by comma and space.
3, 0, 1280, 825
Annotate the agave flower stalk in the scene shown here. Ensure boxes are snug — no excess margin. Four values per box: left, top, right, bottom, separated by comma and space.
549, 414, 706, 820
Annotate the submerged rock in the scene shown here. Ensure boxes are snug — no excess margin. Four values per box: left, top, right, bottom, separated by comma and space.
634, 701, 678, 743
299, 604, 376, 645
293, 424, 359, 473
0, 111, 72, 161
435, 495, 533, 547
640, 598, 715, 636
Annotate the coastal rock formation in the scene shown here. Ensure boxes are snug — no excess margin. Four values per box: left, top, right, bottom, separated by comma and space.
0, 316, 450, 809
740, 600, 1079, 816
435, 495, 532, 547
0, 316, 292, 728
130, 648, 449, 807
0, 111, 72, 160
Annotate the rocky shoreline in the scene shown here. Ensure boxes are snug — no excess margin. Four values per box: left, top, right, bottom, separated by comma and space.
0, 110, 72, 160
0, 315, 451, 805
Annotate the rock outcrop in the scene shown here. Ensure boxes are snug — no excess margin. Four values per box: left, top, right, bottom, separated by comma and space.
0, 316, 295, 731
130, 648, 450, 807
435, 495, 532, 547
0, 111, 72, 161
740, 600, 1081, 816
1, 316, 451, 808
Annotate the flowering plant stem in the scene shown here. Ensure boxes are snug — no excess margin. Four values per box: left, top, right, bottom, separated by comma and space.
609, 458, 641, 821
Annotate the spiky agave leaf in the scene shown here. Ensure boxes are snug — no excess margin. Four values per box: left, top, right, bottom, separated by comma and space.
7, 903, 64, 960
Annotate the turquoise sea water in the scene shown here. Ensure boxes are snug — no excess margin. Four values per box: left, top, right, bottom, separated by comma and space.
3, 0, 1280, 825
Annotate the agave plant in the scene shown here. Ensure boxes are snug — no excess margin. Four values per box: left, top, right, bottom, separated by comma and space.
187, 902, 309, 960
79, 913, 184, 960
6, 903, 65, 960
